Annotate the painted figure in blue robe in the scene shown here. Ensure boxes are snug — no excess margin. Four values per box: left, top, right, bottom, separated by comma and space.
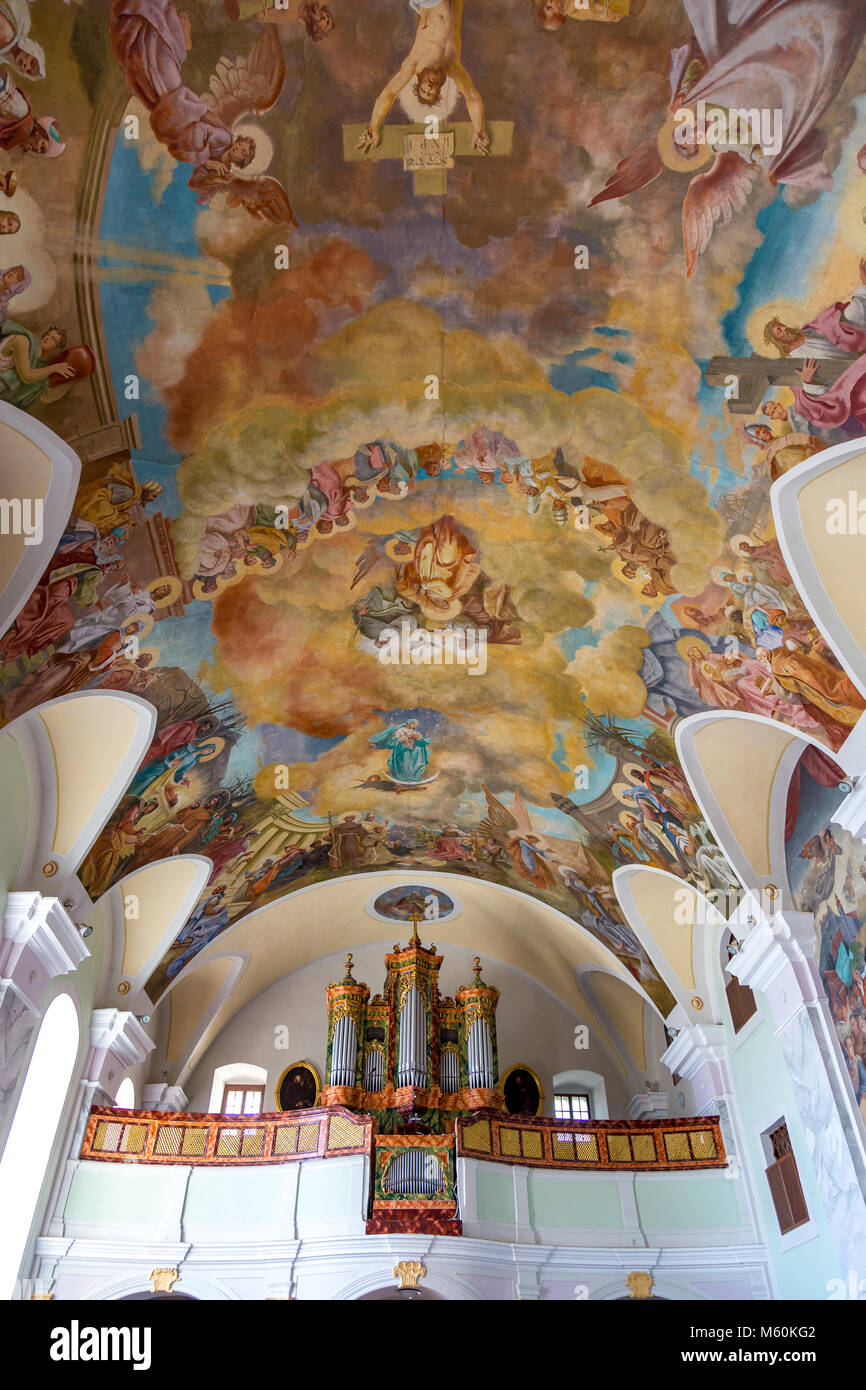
165, 891, 230, 980
127, 740, 218, 800
369, 718, 430, 783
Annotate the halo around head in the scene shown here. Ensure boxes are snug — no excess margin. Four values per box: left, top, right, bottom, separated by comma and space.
397, 75, 459, 124
676, 634, 710, 662
196, 736, 226, 764
148, 574, 182, 608
232, 123, 273, 174
656, 110, 714, 173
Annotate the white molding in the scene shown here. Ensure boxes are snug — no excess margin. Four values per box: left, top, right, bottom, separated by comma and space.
661, 1023, 729, 1087
829, 777, 866, 843
728, 913, 819, 1031
141, 1085, 188, 1113
38, 1229, 772, 1301
83, 1009, 154, 1097
0, 892, 87, 1007
625, 1093, 670, 1120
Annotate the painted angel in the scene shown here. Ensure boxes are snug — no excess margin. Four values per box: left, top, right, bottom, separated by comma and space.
110, 0, 296, 225
479, 784, 558, 891
589, 0, 866, 275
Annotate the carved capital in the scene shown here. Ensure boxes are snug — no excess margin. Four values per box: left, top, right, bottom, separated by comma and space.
0, 892, 87, 1006
729, 912, 819, 1027
83, 1009, 154, 1097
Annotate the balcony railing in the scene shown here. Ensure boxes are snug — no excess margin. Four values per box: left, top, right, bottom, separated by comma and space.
81, 1107, 726, 1175
456, 1112, 726, 1171
80, 1105, 372, 1166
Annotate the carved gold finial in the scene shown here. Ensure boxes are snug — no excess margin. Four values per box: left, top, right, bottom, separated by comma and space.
345, 953, 354, 976
408, 912, 422, 946
625, 1271, 654, 1300
149, 1267, 179, 1295
473, 955, 482, 982
394, 1260, 425, 1291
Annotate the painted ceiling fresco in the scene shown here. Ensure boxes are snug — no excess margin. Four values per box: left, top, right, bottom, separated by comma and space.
2, 0, 866, 1006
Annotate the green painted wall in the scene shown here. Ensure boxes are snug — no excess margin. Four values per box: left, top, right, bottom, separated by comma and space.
636, 1176, 741, 1231
298, 1160, 356, 1220
529, 1173, 623, 1229
65, 1163, 181, 1228
475, 1165, 513, 1224
185, 1165, 292, 1228
721, 995, 843, 1298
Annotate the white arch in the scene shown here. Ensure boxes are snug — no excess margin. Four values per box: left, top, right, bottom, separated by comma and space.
158, 949, 250, 1089
772, 435, 866, 703
86, 1271, 236, 1301
575, 963, 661, 1090
332, 1265, 482, 1301
0, 401, 81, 643
207, 1061, 268, 1114
552, 1068, 609, 1119
5, 692, 156, 890
113, 1076, 135, 1108
613, 866, 727, 1026
675, 711, 836, 908
171, 869, 631, 1084
97, 854, 213, 1003
0, 991, 79, 1298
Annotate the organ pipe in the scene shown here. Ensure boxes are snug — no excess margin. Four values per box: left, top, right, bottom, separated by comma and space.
397, 984, 428, 1088
330, 1013, 358, 1087
467, 1017, 494, 1089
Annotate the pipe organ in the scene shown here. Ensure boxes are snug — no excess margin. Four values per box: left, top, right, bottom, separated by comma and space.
325, 957, 367, 1089
322, 920, 501, 1132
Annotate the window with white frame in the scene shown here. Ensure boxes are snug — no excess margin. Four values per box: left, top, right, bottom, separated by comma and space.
221, 1083, 265, 1115
208, 1062, 268, 1114
554, 1092, 591, 1121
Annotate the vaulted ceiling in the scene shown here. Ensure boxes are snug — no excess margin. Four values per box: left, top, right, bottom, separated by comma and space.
1, 0, 865, 1047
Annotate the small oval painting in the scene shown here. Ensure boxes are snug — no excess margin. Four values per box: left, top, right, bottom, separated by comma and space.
369, 884, 458, 923
277, 1062, 320, 1112
502, 1064, 543, 1118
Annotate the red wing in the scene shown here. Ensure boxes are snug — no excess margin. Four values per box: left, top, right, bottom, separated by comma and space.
589, 139, 664, 207
224, 174, 298, 227
682, 151, 757, 277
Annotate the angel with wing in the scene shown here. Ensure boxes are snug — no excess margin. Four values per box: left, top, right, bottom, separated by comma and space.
110, 0, 296, 225
479, 784, 559, 891
589, 0, 866, 276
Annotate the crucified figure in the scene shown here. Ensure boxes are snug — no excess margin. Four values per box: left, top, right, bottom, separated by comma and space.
357, 0, 489, 154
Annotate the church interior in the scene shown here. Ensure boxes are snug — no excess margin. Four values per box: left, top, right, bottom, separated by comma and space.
3, 0, 866, 1319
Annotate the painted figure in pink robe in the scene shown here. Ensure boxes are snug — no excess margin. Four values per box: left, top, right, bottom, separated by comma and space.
110, 0, 295, 223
